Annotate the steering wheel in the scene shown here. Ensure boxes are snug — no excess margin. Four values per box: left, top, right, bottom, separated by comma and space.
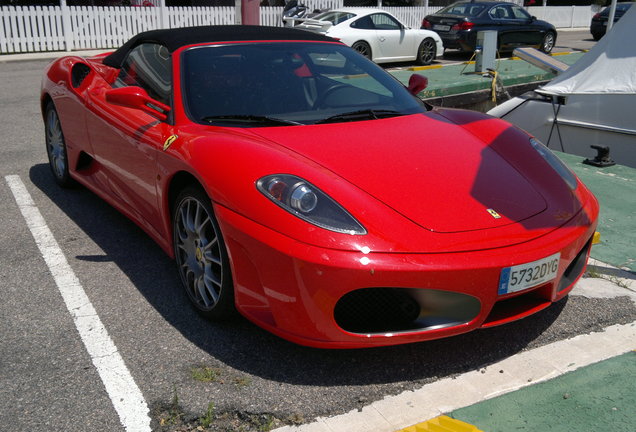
315, 84, 351, 109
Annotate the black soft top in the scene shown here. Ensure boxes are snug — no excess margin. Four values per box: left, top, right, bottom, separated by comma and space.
103, 25, 335, 68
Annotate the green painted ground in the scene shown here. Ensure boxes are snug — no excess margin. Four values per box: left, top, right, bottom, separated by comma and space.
389, 52, 585, 99
450, 351, 636, 432
557, 152, 636, 272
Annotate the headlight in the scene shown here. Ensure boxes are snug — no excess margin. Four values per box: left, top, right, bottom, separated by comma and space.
529, 138, 578, 190
257, 174, 366, 235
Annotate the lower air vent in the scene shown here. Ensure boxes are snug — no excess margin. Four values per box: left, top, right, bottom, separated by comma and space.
334, 287, 480, 334
558, 237, 593, 292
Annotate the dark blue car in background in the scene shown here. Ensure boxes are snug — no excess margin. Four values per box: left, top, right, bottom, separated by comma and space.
590, 2, 632, 41
422, 1, 556, 53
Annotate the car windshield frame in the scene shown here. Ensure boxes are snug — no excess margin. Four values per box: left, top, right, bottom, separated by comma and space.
180, 41, 426, 127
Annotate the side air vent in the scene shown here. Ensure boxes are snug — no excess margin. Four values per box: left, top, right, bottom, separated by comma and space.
75, 151, 94, 172
71, 63, 91, 89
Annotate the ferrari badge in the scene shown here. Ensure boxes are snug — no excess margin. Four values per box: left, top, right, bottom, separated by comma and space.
487, 208, 501, 219
163, 135, 178, 151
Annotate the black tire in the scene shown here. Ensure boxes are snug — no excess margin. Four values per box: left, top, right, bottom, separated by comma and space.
416, 38, 436, 66
44, 101, 74, 187
592, 33, 602, 41
173, 186, 235, 320
351, 41, 372, 59
540, 31, 556, 53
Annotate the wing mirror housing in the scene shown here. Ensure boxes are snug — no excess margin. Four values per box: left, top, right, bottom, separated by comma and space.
407, 74, 428, 96
105, 86, 170, 122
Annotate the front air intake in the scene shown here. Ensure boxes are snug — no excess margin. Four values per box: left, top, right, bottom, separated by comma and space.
334, 287, 480, 334
558, 237, 593, 292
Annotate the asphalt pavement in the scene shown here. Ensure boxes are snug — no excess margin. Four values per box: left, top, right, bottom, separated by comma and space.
1, 30, 634, 432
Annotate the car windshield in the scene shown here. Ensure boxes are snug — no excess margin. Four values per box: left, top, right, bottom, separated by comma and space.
438, 2, 487, 16
181, 42, 426, 126
312, 11, 356, 24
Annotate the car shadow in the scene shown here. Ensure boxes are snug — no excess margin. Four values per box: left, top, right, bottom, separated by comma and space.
30, 163, 568, 387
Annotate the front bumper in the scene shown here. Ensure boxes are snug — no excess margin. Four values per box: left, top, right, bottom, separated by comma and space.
216, 203, 597, 349
439, 31, 475, 51
590, 22, 605, 37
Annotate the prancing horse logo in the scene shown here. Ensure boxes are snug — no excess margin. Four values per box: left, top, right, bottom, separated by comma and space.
163, 134, 178, 151
487, 208, 501, 219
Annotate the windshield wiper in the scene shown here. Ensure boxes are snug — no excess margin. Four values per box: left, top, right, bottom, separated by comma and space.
315, 109, 404, 124
201, 115, 303, 126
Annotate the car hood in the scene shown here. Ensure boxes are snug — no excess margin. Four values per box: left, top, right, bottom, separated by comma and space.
249, 111, 548, 233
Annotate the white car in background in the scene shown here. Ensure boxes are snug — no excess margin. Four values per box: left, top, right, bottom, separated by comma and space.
297, 8, 444, 65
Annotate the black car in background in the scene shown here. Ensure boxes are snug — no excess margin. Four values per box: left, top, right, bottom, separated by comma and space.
422, 1, 557, 53
590, 2, 632, 41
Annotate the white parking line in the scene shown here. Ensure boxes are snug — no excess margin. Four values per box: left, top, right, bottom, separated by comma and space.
5, 175, 151, 432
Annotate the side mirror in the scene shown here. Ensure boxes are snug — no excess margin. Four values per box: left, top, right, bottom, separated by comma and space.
105, 86, 170, 122
407, 74, 428, 96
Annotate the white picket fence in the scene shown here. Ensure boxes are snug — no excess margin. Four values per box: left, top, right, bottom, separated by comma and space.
527, 5, 594, 29
263, 5, 443, 29
0, 6, 237, 53
1, 4, 595, 54
375, 6, 443, 29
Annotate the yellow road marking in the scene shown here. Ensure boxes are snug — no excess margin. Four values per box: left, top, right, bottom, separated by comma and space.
395, 415, 484, 432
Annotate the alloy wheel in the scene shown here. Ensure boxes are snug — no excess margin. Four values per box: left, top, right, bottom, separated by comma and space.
352, 41, 371, 59
418, 39, 436, 65
174, 196, 225, 311
542, 33, 555, 53
46, 107, 67, 181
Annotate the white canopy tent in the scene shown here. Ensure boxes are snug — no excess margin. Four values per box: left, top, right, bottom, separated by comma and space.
539, 4, 636, 95
489, 5, 636, 168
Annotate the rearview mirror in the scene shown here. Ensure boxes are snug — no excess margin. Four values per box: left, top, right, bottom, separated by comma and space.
105, 86, 170, 122
407, 74, 428, 96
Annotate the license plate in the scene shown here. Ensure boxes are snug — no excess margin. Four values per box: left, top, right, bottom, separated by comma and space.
498, 253, 560, 295
433, 24, 451, 31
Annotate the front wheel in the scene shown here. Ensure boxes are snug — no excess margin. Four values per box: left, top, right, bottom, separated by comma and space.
44, 102, 74, 187
352, 41, 372, 60
540, 32, 555, 53
416, 38, 436, 65
173, 186, 235, 320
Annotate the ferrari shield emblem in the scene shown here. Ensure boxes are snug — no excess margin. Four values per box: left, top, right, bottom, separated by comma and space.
487, 208, 501, 219
163, 135, 178, 151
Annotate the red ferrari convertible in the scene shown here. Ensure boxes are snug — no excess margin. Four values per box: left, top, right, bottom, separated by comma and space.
41, 25, 598, 348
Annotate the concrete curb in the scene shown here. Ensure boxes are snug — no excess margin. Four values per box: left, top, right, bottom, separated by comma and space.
272, 320, 636, 432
